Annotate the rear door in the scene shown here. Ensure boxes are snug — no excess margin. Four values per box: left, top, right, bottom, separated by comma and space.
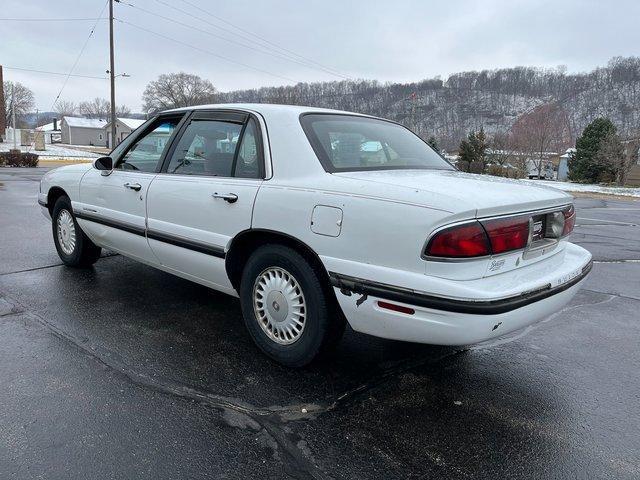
77, 114, 186, 263
146, 110, 265, 291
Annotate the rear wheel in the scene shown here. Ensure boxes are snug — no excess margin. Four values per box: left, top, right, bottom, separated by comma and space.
52, 195, 102, 267
239, 244, 345, 367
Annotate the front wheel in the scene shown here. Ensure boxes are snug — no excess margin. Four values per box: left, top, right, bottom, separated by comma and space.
52, 195, 102, 267
239, 244, 345, 367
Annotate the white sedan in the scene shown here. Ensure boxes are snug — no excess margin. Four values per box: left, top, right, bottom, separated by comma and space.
39, 104, 592, 366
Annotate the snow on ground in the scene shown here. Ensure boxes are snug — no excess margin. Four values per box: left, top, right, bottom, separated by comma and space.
519, 179, 640, 198
0, 142, 100, 159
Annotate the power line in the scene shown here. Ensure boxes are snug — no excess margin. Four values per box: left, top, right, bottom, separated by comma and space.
153, 0, 351, 80
116, 18, 299, 83
0, 17, 105, 21
118, 1, 350, 80
3, 66, 107, 79
50, 0, 110, 111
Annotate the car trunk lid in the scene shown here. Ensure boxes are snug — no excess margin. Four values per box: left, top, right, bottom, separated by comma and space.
333, 169, 572, 218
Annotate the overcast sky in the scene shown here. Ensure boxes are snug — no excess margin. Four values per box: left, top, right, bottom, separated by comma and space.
2, 0, 639, 113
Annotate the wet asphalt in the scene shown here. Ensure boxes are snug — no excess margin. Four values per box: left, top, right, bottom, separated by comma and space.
0, 167, 639, 479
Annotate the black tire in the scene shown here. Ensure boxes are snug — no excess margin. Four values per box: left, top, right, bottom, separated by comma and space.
239, 244, 345, 367
51, 195, 102, 267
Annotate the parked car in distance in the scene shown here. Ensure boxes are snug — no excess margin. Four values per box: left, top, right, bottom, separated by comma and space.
39, 104, 592, 366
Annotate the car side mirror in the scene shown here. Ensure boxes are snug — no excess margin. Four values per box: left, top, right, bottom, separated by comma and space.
94, 156, 113, 175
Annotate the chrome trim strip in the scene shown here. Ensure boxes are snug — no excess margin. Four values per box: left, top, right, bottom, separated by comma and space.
330, 260, 592, 315
74, 211, 226, 258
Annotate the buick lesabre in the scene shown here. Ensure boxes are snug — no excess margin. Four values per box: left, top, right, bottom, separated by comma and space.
39, 104, 592, 366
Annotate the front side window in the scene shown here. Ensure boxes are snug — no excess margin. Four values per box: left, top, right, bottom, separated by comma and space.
166, 120, 243, 177
116, 118, 181, 172
301, 114, 453, 172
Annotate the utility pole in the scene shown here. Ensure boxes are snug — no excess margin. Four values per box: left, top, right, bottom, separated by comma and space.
0, 65, 5, 142
109, 0, 116, 148
12, 83, 17, 150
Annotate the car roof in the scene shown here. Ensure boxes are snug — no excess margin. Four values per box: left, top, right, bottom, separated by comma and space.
164, 103, 371, 118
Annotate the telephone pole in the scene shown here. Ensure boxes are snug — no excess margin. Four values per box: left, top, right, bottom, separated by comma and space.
12, 83, 17, 150
109, 0, 116, 148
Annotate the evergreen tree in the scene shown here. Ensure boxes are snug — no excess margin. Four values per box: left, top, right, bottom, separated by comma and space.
458, 129, 488, 173
427, 136, 439, 152
569, 118, 617, 183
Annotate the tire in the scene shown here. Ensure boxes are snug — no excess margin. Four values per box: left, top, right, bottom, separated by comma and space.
52, 195, 102, 267
239, 244, 345, 367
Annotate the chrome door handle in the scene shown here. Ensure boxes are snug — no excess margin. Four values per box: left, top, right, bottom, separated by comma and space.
124, 182, 142, 191
211, 192, 238, 203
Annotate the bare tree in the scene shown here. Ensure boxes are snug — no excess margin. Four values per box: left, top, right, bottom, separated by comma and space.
116, 104, 131, 117
78, 97, 110, 119
3, 81, 35, 127
489, 131, 523, 177
594, 132, 625, 183
54, 100, 77, 117
606, 135, 639, 185
142, 73, 217, 113
511, 103, 571, 177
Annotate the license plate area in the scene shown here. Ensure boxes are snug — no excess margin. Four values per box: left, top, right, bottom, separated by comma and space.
530, 214, 546, 242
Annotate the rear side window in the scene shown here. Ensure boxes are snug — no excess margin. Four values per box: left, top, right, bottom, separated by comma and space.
164, 116, 263, 178
234, 119, 261, 178
300, 114, 452, 173
166, 120, 243, 176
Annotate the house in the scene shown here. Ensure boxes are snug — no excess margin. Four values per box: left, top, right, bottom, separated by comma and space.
104, 117, 146, 148
60, 117, 108, 146
36, 118, 62, 144
557, 148, 575, 181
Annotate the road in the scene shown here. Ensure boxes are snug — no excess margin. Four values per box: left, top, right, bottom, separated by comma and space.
1, 167, 639, 479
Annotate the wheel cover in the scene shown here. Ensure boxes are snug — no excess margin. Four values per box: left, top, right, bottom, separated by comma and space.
253, 267, 306, 345
56, 209, 77, 255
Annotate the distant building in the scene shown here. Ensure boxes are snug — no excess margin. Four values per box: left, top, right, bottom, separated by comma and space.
36, 118, 62, 144
557, 148, 575, 181
60, 117, 108, 146
104, 118, 146, 148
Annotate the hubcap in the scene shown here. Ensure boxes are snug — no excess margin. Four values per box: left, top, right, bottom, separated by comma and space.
56, 209, 77, 255
253, 267, 306, 345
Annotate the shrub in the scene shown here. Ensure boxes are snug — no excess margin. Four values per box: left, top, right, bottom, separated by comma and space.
0, 151, 39, 167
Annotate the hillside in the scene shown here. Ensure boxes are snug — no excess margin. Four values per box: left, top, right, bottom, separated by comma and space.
219, 56, 640, 150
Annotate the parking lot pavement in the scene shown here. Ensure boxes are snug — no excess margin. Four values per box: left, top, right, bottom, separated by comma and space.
1, 168, 639, 479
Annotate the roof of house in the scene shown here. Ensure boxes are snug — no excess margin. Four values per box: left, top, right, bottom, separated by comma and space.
36, 122, 60, 132
117, 118, 146, 129
63, 116, 108, 129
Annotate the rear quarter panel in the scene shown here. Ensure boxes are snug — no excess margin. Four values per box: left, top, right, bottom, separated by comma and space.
251, 179, 458, 275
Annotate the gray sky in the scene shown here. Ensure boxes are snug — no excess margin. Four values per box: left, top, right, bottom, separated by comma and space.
2, 0, 639, 113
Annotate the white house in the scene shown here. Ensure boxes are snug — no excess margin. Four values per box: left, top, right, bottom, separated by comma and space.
60, 117, 108, 146
104, 118, 146, 148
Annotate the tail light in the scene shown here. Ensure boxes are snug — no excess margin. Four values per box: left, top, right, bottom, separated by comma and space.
425, 222, 491, 258
481, 216, 530, 254
562, 205, 575, 236
425, 205, 575, 259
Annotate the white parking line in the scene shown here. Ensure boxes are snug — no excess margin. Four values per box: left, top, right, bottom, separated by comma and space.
577, 217, 638, 225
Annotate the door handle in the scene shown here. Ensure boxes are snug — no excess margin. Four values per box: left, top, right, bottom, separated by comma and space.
124, 182, 142, 191
211, 192, 238, 203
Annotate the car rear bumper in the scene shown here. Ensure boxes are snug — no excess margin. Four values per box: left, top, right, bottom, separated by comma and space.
328, 242, 592, 345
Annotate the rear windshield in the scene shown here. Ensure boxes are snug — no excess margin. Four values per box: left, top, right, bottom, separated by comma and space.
300, 114, 453, 172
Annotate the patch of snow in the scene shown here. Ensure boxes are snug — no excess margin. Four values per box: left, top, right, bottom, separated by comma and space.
519, 179, 640, 198
0, 142, 100, 159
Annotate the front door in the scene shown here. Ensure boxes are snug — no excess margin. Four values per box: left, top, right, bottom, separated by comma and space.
77, 115, 184, 264
146, 111, 265, 291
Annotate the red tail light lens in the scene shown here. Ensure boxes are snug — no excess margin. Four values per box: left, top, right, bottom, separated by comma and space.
481, 216, 530, 254
425, 221, 491, 258
562, 205, 575, 236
